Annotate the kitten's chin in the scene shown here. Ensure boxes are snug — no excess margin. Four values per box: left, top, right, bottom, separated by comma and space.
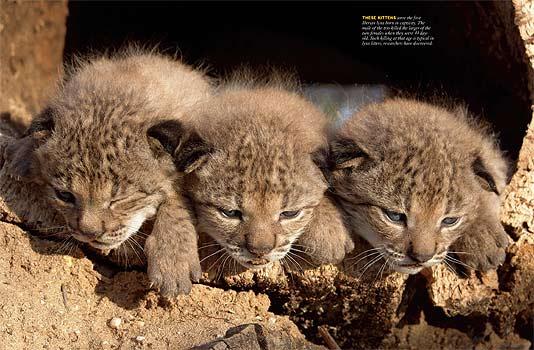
71, 232, 129, 252
391, 260, 443, 274
89, 240, 125, 251
235, 258, 274, 270
391, 264, 425, 274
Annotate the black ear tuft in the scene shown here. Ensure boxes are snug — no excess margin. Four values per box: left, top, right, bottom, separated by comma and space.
472, 156, 499, 195
4, 107, 55, 181
147, 120, 185, 156
174, 131, 213, 173
311, 146, 330, 182
147, 120, 213, 173
328, 138, 368, 170
3, 137, 40, 180
25, 107, 55, 136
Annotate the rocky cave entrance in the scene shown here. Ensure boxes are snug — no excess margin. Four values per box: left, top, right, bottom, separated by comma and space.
65, 1, 531, 160
65, 1, 532, 348
1, 1, 532, 349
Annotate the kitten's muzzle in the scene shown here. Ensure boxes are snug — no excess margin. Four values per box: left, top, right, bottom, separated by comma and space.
246, 242, 274, 258
71, 227, 124, 250
72, 229, 103, 243
78, 229, 103, 240
407, 250, 434, 263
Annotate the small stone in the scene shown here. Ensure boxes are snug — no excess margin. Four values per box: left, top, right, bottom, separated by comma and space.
70, 330, 79, 342
63, 256, 73, 267
135, 321, 145, 327
108, 317, 122, 329
135, 335, 145, 343
101, 340, 111, 350
211, 342, 228, 350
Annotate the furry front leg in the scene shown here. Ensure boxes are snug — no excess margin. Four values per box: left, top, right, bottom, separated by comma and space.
145, 195, 201, 296
297, 195, 354, 266
451, 196, 510, 272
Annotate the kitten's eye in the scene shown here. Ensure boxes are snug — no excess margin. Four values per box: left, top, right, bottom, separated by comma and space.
280, 210, 301, 219
218, 208, 242, 219
441, 217, 460, 227
383, 209, 406, 224
55, 190, 76, 204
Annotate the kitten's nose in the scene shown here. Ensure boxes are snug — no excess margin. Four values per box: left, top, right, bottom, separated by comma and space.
78, 211, 105, 240
407, 250, 434, 263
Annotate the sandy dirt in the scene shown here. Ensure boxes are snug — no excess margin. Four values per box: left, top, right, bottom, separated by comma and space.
0, 0, 533, 348
0, 221, 314, 350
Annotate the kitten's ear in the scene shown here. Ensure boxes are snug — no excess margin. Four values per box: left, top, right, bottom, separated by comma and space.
174, 131, 213, 173
147, 120, 213, 173
328, 137, 369, 170
3, 107, 54, 181
472, 156, 501, 195
147, 120, 185, 157
311, 146, 329, 177
24, 107, 56, 136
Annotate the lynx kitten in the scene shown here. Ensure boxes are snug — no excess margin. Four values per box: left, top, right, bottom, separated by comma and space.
329, 98, 509, 274
151, 82, 354, 272
4, 50, 212, 295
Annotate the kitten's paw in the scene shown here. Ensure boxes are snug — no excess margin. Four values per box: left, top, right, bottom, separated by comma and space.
145, 237, 201, 296
452, 221, 510, 272
301, 229, 355, 265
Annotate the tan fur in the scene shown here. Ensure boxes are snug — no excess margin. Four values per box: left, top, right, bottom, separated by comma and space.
3, 50, 212, 295
164, 83, 353, 272
329, 98, 509, 274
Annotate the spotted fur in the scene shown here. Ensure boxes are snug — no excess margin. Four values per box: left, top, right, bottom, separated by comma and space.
330, 98, 510, 274
155, 83, 354, 272
3, 49, 212, 295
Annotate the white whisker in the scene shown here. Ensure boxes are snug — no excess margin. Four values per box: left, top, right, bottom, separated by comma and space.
447, 251, 474, 256
207, 252, 229, 275
126, 238, 143, 264
199, 248, 225, 264
358, 253, 384, 279
198, 243, 222, 250
348, 250, 383, 269
287, 250, 313, 267
285, 254, 304, 274
445, 255, 475, 270
345, 246, 383, 261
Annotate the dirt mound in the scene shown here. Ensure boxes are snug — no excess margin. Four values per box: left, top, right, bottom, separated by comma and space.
0, 220, 319, 349
0, 1, 533, 348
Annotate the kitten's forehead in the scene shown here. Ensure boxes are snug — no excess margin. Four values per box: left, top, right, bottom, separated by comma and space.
377, 144, 467, 212
39, 129, 152, 192
198, 147, 325, 207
